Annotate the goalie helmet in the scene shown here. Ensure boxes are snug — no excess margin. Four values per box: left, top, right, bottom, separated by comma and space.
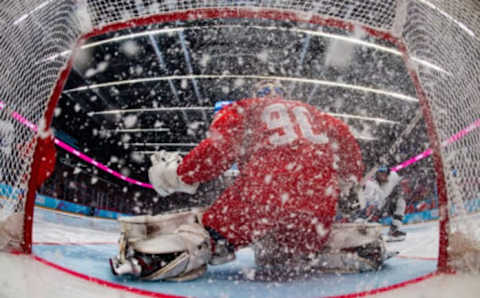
252, 80, 286, 99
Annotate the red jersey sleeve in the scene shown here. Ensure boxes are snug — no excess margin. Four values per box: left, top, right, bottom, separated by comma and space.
177, 103, 245, 184
314, 111, 365, 183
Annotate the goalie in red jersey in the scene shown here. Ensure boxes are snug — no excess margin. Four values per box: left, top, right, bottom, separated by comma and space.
110, 81, 392, 281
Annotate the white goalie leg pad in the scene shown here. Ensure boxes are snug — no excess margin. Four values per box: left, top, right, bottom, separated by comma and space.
118, 208, 205, 236
112, 209, 210, 280
326, 222, 383, 250
308, 239, 388, 273
315, 223, 390, 272
134, 223, 212, 281
254, 222, 390, 273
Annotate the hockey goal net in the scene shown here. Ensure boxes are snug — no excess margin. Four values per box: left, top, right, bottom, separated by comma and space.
1, 0, 479, 273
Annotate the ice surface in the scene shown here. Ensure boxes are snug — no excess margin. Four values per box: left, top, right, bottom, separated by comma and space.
374, 273, 480, 298
0, 208, 479, 298
0, 253, 145, 298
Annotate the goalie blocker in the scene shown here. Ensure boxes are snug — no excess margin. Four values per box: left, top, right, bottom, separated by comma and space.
109, 209, 396, 281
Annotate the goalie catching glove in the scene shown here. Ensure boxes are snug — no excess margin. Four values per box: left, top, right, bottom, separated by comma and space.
148, 150, 199, 197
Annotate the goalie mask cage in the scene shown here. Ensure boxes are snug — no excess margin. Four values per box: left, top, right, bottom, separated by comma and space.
1, 0, 479, 275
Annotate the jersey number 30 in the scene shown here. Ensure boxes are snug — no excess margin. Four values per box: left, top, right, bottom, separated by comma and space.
262, 103, 328, 146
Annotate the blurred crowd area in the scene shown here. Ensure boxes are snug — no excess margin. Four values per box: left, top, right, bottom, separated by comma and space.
38, 150, 438, 218
400, 175, 438, 214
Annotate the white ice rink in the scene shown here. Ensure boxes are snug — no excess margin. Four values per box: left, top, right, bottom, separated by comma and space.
1, 207, 479, 298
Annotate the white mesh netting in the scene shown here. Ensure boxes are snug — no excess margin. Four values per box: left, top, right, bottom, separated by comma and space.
0, 0, 85, 250
399, 0, 480, 271
1, 0, 479, 271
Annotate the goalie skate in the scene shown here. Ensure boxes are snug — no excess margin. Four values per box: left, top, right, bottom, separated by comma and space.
109, 256, 141, 277
383, 228, 407, 242
383, 226, 407, 242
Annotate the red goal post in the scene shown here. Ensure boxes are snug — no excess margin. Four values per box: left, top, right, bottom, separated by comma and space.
0, 0, 479, 274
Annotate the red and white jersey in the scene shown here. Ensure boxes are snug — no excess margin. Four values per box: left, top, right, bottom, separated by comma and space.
178, 97, 364, 252
178, 97, 364, 188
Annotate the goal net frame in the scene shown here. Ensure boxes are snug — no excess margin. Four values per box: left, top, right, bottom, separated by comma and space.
2, 0, 479, 275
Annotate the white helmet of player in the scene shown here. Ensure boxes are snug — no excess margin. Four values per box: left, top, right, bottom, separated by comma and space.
375, 165, 391, 183
253, 223, 393, 275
